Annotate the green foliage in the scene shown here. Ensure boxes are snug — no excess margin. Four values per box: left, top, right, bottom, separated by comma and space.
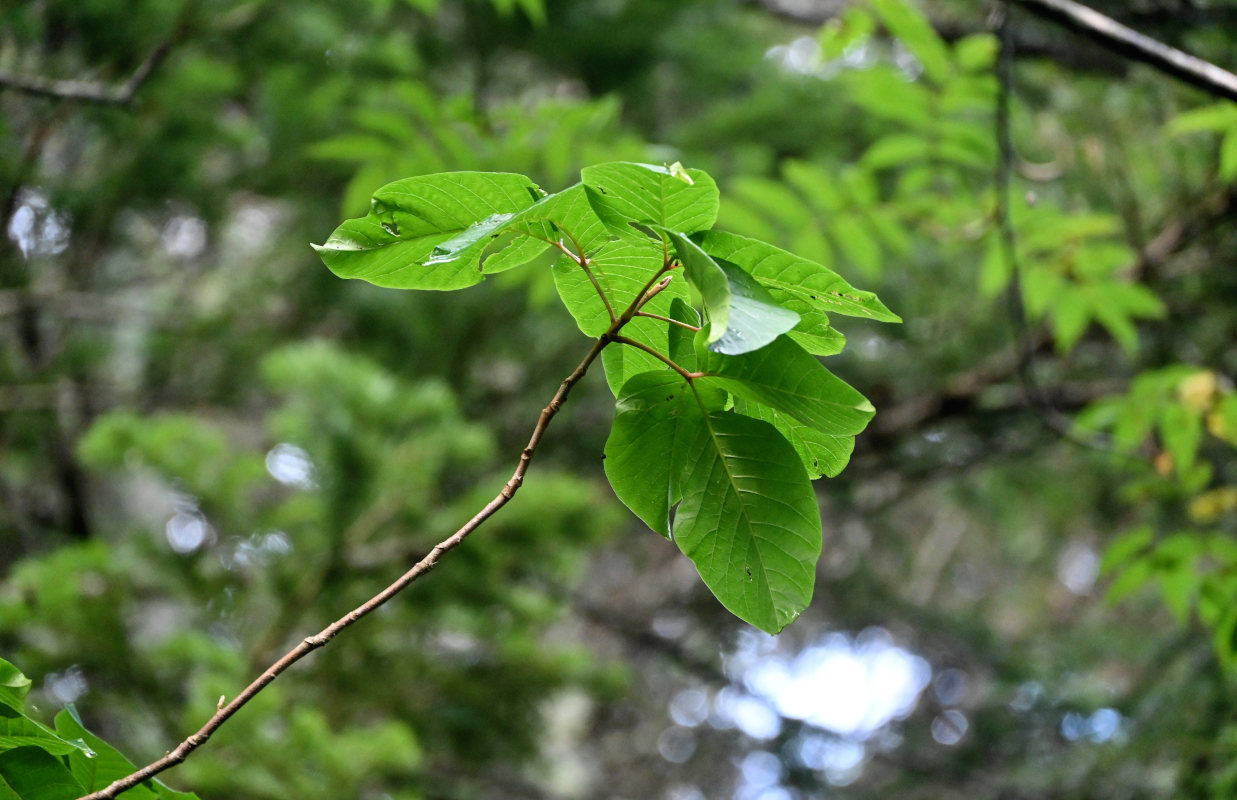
986, 201, 1166, 355
1081, 368, 1237, 664
1167, 101, 1237, 184
315, 162, 895, 632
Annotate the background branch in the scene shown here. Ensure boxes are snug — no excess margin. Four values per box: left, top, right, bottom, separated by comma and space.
0, 42, 173, 106
0, 1, 192, 105
1009, 0, 1237, 102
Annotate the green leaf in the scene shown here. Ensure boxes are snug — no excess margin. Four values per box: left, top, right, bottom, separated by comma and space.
0, 716, 88, 758
734, 398, 855, 478
0, 662, 30, 717
1051, 286, 1091, 353
831, 212, 883, 277
673, 408, 822, 633
869, 0, 953, 83
604, 372, 721, 537
1106, 559, 1153, 605
1221, 131, 1237, 182
479, 234, 552, 275
582, 162, 719, 234
819, 6, 875, 61
1166, 102, 1237, 136
661, 230, 731, 348
953, 33, 997, 72
662, 229, 800, 355
1160, 404, 1203, 475
1100, 525, 1154, 576
697, 230, 898, 354
1159, 567, 1196, 625
862, 134, 931, 170
710, 259, 801, 355
423, 212, 520, 266
604, 372, 821, 632
56, 708, 198, 799
0, 747, 85, 800
699, 335, 876, 437
313, 172, 543, 290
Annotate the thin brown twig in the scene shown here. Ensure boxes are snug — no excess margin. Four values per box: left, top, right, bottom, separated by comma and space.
636, 310, 699, 331
545, 235, 617, 323
77, 248, 687, 798
612, 335, 700, 381
76, 330, 619, 799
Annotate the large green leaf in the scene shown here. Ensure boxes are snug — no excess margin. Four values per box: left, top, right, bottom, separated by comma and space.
604, 373, 821, 633
697, 231, 899, 355
582, 162, 719, 234
674, 408, 821, 633
700, 335, 875, 436
0, 747, 84, 800
312, 172, 543, 290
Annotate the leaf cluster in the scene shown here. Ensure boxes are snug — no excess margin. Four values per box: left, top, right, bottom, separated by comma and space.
315, 161, 898, 632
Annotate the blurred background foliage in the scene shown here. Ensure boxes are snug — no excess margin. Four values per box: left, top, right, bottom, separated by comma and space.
1, 0, 1237, 798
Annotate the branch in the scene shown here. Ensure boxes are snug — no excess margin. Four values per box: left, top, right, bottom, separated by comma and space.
612, 335, 700, 381
1009, 0, 1237, 103
751, 0, 1128, 76
0, 41, 174, 106
0, 0, 194, 107
76, 330, 619, 799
